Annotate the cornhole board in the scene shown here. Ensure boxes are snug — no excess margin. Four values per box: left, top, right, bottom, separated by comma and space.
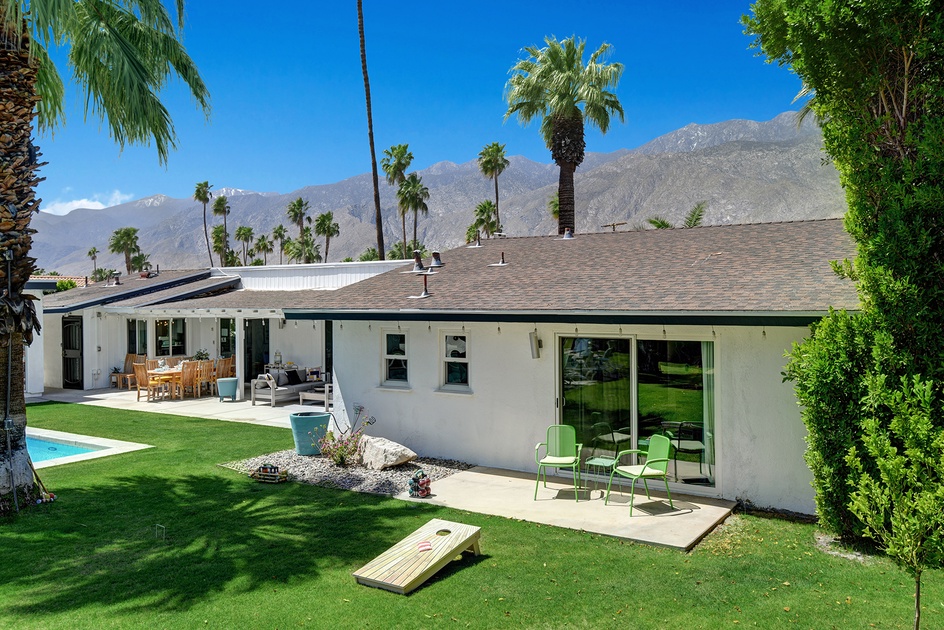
353, 518, 481, 594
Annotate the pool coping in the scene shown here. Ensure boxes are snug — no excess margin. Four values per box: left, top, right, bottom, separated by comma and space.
27, 428, 154, 469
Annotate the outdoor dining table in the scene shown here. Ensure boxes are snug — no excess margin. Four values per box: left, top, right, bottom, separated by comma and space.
148, 367, 182, 399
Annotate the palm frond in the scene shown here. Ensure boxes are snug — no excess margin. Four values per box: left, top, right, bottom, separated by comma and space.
682, 201, 707, 228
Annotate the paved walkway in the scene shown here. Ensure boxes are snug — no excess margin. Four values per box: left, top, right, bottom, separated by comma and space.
32, 387, 733, 550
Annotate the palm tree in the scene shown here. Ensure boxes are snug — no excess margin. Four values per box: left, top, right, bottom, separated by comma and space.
272, 224, 287, 265
380, 144, 414, 256
388, 240, 427, 260
547, 192, 559, 221
314, 212, 340, 263
212, 195, 231, 267
358, 247, 380, 261
478, 142, 510, 230
130, 251, 151, 273
647, 201, 707, 230
254, 234, 274, 265
286, 197, 312, 241
87, 247, 98, 274
473, 200, 498, 238
284, 226, 321, 264
234, 226, 254, 265
0, 0, 208, 509
211, 224, 228, 265
505, 36, 624, 235
108, 227, 141, 276
397, 173, 429, 248
357, 0, 385, 260
194, 181, 213, 267
647, 217, 673, 229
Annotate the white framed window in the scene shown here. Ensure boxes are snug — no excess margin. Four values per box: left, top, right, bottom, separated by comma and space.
442, 332, 469, 390
383, 330, 409, 386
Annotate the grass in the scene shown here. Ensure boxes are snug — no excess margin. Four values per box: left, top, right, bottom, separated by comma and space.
2, 402, 941, 629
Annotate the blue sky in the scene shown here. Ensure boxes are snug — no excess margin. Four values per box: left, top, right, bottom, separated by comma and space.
36, 1, 799, 215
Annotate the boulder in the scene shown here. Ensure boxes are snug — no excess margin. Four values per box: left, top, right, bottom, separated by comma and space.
360, 436, 417, 470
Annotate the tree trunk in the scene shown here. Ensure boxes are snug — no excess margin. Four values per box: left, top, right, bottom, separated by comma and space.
914, 572, 921, 630
556, 161, 576, 234
324, 237, 330, 264
358, 0, 385, 260
493, 175, 501, 230
1, 23, 44, 513
203, 203, 213, 267
401, 210, 407, 259
412, 211, 417, 251
223, 214, 229, 266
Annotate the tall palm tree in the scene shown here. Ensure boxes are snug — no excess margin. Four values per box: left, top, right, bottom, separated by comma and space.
477, 142, 510, 230
0, 0, 208, 509
234, 226, 254, 265
87, 247, 99, 274
380, 144, 413, 256
397, 173, 429, 248
254, 234, 274, 265
286, 197, 312, 241
130, 251, 151, 273
505, 36, 624, 234
272, 224, 287, 265
284, 226, 321, 264
108, 227, 141, 277
194, 181, 213, 267
313, 212, 340, 263
211, 224, 227, 265
212, 195, 231, 267
357, 0, 385, 260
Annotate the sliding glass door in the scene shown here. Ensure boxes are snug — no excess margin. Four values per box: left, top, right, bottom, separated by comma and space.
560, 336, 715, 488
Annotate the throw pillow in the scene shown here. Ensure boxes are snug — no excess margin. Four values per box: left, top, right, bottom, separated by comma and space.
272, 370, 289, 386
285, 369, 303, 386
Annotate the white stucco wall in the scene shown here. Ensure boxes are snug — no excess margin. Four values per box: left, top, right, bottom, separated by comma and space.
23, 290, 45, 396
332, 319, 815, 514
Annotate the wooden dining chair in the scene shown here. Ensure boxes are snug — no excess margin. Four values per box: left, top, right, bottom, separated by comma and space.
174, 361, 199, 399
133, 363, 165, 401
117, 353, 136, 390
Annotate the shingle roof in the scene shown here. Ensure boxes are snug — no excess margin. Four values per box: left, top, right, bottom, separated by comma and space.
43, 270, 209, 312
106, 276, 241, 307
125, 289, 317, 312
283, 219, 859, 324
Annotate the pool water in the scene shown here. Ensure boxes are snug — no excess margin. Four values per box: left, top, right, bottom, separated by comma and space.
27, 437, 97, 463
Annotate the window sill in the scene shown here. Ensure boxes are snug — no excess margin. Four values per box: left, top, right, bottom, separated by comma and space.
435, 386, 473, 396
378, 382, 412, 392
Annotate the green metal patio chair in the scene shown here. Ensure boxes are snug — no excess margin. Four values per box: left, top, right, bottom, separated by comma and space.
534, 424, 583, 502
604, 433, 675, 515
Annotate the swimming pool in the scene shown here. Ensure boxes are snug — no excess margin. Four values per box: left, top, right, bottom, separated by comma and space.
26, 428, 153, 468
27, 436, 99, 463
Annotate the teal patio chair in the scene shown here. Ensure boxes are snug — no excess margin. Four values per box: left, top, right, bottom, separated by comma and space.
534, 424, 583, 502
604, 433, 675, 515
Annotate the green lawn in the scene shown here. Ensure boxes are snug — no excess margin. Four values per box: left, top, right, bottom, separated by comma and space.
2, 402, 940, 629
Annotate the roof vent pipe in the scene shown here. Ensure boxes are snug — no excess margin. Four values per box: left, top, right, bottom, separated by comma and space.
562, 228, 574, 239
411, 250, 426, 273
429, 251, 444, 269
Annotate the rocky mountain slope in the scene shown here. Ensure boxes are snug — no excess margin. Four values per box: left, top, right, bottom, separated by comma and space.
33, 112, 845, 275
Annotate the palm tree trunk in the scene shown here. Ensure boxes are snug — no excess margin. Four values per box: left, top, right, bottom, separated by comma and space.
412, 211, 418, 250
401, 211, 407, 259
223, 215, 229, 265
324, 237, 330, 264
493, 175, 501, 230
557, 162, 576, 235
278, 240, 283, 265
358, 0, 385, 260
1, 23, 44, 511
203, 203, 213, 267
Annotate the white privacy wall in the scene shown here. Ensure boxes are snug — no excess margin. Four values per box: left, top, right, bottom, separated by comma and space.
333, 319, 817, 515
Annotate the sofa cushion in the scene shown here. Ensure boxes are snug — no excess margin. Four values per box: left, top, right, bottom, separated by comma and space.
285, 369, 303, 386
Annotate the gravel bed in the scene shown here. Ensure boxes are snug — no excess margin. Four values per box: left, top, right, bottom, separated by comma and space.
222, 449, 474, 496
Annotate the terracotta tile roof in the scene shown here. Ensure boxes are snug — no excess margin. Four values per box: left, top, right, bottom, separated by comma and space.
43, 270, 210, 312
283, 219, 858, 322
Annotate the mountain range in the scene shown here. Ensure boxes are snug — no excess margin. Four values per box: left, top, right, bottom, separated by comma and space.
32, 111, 846, 276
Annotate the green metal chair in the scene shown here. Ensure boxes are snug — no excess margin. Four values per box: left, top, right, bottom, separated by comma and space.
534, 424, 583, 502
604, 433, 675, 515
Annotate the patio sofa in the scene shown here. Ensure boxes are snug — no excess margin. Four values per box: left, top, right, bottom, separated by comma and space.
250, 367, 315, 406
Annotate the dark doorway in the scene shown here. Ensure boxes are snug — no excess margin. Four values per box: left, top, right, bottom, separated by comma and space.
62, 316, 83, 389
243, 319, 269, 379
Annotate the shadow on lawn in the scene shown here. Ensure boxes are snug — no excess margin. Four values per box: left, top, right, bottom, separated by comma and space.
2, 471, 428, 615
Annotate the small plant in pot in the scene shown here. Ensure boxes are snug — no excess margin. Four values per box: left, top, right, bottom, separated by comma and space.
191, 348, 210, 361
310, 405, 377, 467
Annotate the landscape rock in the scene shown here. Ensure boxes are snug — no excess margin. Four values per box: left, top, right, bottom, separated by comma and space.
360, 436, 417, 470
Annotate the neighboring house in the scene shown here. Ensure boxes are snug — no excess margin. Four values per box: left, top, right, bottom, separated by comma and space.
39, 261, 406, 397
283, 219, 859, 514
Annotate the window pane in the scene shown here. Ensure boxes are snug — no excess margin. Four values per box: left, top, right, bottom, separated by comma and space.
155, 320, 170, 356
445, 361, 468, 385
136, 321, 147, 355
127, 320, 136, 354
637, 340, 714, 486
171, 319, 186, 355
386, 358, 408, 381
445, 335, 466, 358
386, 334, 405, 356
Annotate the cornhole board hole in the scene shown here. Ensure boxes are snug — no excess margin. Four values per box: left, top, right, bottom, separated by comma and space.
353, 518, 481, 594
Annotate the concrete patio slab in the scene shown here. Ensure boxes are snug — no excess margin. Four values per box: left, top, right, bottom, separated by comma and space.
398, 466, 734, 550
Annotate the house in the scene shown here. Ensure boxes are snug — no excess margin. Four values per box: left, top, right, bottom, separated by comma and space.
40, 261, 404, 396
282, 219, 859, 514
